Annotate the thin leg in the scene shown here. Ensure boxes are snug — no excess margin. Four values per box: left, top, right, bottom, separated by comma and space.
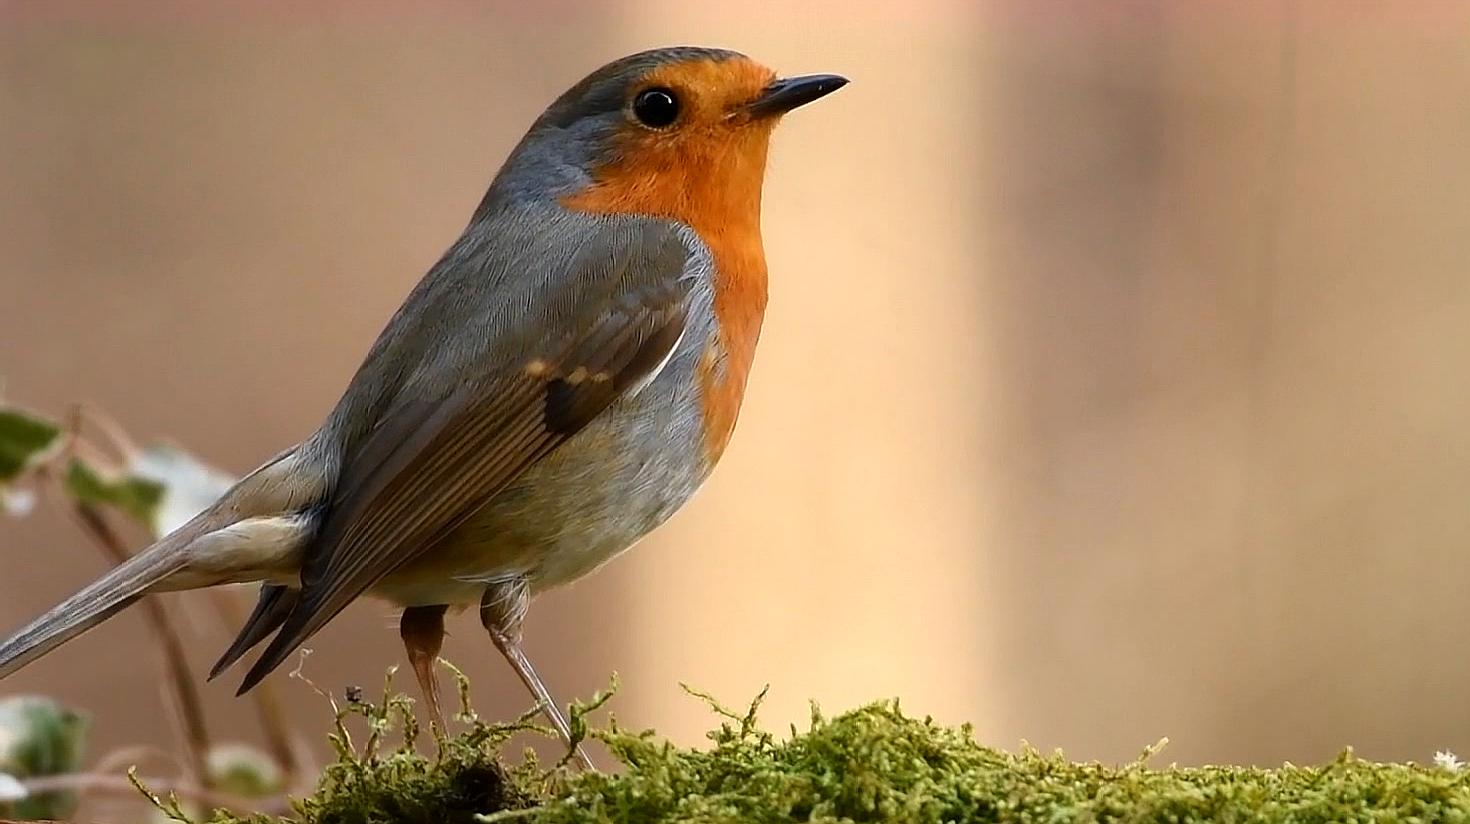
399, 604, 448, 731
480, 581, 595, 770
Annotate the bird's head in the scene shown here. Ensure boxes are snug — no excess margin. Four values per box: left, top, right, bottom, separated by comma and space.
486, 46, 847, 228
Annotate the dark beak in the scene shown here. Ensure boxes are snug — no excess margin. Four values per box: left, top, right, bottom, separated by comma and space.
746, 73, 848, 118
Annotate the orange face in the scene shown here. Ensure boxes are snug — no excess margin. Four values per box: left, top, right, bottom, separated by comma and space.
561, 52, 845, 465
562, 55, 780, 232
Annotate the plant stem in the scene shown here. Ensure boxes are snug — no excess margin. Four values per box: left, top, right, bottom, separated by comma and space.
206, 588, 305, 785
69, 503, 213, 789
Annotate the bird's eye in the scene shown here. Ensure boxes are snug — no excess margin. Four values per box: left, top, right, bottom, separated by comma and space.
632, 87, 681, 129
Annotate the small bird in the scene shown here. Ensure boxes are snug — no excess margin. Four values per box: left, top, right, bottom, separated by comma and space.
0, 47, 845, 767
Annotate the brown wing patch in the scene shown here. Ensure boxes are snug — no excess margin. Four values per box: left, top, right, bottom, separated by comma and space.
543, 312, 683, 434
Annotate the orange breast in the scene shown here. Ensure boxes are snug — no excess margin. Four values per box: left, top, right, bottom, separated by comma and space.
563, 179, 768, 464
561, 76, 773, 464
691, 223, 767, 464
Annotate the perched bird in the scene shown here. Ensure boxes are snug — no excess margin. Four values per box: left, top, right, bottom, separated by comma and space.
0, 47, 845, 767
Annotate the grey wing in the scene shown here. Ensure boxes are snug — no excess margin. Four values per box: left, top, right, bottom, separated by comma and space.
233, 218, 694, 693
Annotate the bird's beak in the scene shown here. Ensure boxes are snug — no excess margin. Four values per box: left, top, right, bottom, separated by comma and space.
745, 74, 849, 118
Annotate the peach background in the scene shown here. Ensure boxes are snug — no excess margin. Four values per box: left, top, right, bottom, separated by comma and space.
2, 0, 1469, 787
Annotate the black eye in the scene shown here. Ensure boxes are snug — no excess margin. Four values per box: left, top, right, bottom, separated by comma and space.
632, 87, 680, 128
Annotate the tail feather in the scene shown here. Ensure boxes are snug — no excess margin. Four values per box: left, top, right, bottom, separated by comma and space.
0, 444, 321, 682
208, 584, 298, 680
0, 543, 188, 679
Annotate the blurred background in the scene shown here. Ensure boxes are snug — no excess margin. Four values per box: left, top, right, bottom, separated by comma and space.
2, 0, 1469, 791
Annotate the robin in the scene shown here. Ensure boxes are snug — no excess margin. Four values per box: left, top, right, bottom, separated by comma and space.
0, 46, 845, 767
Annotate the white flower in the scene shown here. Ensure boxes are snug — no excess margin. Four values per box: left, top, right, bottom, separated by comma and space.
129, 445, 236, 537
0, 486, 36, 518
1434, 750, 1464, 772
0, 772, 26, 802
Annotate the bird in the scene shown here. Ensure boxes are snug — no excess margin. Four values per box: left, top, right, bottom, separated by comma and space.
0, 46, 845, 768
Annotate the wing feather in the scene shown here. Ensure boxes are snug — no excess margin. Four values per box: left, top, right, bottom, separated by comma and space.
234, 219, 694, 692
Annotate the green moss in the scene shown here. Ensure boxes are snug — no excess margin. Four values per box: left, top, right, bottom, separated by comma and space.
153, 667, 546, 824
181, 675, 1470, 824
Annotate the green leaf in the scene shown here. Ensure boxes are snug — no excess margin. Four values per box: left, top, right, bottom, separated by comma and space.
0, 402, 234, 534
62, 459, 166, 528
0, 408, 62, 484
0, 696, 89, 821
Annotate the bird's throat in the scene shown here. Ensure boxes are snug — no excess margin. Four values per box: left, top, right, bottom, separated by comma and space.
561, 143, 771, 465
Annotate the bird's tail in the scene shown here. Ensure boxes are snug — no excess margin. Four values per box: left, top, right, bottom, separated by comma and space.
0, 446, 321, 681
0, 538, 189, 678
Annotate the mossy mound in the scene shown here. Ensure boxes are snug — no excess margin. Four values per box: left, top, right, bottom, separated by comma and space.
187, 677, 1469, 824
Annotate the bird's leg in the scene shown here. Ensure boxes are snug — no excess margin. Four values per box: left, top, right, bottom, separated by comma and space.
479, 580, 595, 770
399, 604, 448, 732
